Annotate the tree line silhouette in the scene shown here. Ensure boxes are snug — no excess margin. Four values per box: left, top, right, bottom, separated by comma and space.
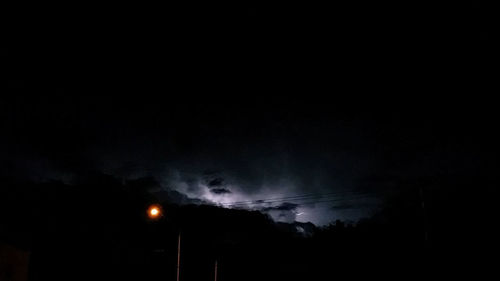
0, 171, 497, 280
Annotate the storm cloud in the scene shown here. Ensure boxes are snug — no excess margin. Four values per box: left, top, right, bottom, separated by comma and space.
210, 188, 232, 195
2, 94, 496, 226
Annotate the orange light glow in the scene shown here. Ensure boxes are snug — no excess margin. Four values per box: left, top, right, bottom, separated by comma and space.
147, 204, 162, 219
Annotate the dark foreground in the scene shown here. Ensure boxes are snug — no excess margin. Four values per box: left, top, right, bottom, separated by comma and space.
1, 174, 497, 281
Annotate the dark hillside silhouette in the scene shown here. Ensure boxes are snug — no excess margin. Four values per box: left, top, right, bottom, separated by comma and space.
1, 172, 497, 280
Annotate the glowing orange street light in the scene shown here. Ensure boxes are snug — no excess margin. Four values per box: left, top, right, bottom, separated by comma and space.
147, 204, 162, 219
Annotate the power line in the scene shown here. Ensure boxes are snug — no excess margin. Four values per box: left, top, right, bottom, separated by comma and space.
222, 196, 374, 208
219, 190, 372, 206
285, 196, 377, 207
220, 191, 375, 207
223, 194, 378, 208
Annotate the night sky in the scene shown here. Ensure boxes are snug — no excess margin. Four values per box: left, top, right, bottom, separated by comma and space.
1, 2, 497, 226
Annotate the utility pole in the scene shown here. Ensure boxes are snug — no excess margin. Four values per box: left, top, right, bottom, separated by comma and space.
214, 260, 218, 281
177, 233, 181, 281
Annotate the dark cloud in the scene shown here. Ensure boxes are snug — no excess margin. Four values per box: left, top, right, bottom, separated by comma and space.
208, 177, 224, 187
262, 203, 299, 212
202, 171, 229, 190
3, 96, 495, 225
210, 188, 231, 195
2, 68, 497, 227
